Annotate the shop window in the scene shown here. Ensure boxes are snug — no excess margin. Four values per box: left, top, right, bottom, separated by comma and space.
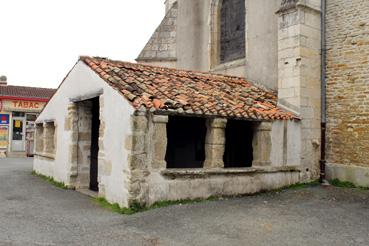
35, 123, 44, 153
44, 122, 56, 155
165, 116, 207, 168
12, 112, 25, 117
223, 120, 253, 168
220, 0, 246, 64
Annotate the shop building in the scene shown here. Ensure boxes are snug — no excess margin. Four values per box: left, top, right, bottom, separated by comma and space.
0, 76, 56, 157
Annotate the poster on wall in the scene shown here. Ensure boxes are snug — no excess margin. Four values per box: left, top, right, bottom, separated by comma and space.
0, 114, 9, 125
0, 126, 8, 149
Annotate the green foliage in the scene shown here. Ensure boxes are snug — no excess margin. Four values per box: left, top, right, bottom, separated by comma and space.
272, 180, 320, 193
285, 180, 320, 190
32, 171, 68, 190
329, 179, 368, 190
94, 196, 218, 215
94, 197, 141, 215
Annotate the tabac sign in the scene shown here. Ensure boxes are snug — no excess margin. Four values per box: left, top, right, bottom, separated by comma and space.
0, 99, 46, 112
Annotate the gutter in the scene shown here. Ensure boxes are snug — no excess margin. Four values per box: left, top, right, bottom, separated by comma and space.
320, 0, 327, 183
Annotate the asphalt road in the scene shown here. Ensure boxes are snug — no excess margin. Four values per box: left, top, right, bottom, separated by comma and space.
0, 158, 369, 246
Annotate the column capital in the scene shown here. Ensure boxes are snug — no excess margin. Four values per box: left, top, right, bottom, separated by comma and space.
253, 122, 272, 131
207, 118, 227, 128
152, 115, 169, 123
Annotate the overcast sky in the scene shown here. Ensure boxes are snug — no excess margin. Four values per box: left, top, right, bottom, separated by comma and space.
0, 0, 164, 88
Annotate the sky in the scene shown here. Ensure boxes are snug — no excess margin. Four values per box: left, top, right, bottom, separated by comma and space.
0, 0, 165, 88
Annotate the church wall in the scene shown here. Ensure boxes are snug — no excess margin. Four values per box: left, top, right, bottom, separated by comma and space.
325, 0, 369, 187
176, 0, 211, 71
244, 0, 281, 90
176, 0, 281, 90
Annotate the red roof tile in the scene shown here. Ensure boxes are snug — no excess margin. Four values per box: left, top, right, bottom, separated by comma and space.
0, 85, 56, 100
81, 56, 297, 121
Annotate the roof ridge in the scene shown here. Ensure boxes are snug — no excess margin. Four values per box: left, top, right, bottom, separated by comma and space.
80, 56, 275, 93
4, 85, 56, 90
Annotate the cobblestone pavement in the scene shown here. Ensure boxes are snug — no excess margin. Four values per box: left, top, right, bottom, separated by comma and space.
0, 158, 368, 246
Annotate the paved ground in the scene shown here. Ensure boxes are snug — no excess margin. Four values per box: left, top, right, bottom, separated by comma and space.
0, 158, 369, 246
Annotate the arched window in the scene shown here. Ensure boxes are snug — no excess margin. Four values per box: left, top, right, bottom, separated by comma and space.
219, 0, 246, 64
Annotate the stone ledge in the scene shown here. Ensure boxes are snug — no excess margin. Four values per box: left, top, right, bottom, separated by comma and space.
211, 58, 246, 72
161, 166, 300, 179
35, 152, 55, 160
326, 163, 369, 188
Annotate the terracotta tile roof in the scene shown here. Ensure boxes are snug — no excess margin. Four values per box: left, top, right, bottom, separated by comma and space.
0, 85, 56, 100
81, 56, 297, 121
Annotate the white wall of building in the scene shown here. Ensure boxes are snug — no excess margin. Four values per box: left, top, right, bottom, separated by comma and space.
33, 61, 135, 207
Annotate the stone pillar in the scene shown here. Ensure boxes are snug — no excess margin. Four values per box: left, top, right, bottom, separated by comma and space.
127, 113, 149, 206
151, 115, 169, 169
204, 118, 227, 169
35, 123, 44, 154
277, 0, 322, 178
252, 122, 272, 167
43, 121, 55, 156
65, 103, 79, 186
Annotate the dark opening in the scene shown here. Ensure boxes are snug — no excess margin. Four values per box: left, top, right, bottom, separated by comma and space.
89, 98, 100, 191
223, 120, 253, 168
220, 0, 246, 64
165, 116, 207, 168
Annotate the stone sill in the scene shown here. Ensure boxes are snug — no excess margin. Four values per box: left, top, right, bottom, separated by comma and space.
211, 58, 246, 73
161, 166, 300, 179
35, 152, 55, 160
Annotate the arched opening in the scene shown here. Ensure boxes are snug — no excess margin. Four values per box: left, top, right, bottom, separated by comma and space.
220, 0, 246, 64
210, 0, 246, 67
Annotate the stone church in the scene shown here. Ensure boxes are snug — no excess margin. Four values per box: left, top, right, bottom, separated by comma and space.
33, 0, 369, 208
137, 0, 369, 187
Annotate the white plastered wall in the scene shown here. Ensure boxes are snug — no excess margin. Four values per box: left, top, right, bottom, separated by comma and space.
33, 61, 135, 207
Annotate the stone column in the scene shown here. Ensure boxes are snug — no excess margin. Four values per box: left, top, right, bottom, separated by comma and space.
151, 115, 169, 169
127, 113, 149, 206
252, 122, 272, 167
43, 121, 55, 156
204, 118, 227, 169
65, 103, 79, 187
35, 123, 44, 154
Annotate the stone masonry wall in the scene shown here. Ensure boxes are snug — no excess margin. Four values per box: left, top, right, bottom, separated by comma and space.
277, 0, 322, 180
326, 0, 369, 168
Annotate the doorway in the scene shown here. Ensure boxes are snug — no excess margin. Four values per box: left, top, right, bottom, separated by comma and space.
89, 98, 100, 192
11, 116, 26, 152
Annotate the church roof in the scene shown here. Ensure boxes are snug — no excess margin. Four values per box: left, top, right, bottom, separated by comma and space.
81, 56, 297, 121
136, 2, 177, 62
